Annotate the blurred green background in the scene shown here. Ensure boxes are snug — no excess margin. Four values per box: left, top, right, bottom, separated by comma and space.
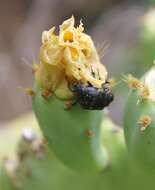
0, 0, 155, 125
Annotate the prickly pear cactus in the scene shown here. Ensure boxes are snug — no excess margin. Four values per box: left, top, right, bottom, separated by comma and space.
2, 114, 155, 190
2, 15, 155, 190
124, 66, 155, 172
0, 116, 129, 190
32, 16, 114, 172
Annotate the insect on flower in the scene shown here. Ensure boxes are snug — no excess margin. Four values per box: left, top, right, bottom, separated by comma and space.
69, 81, 114, 110
36, 16, 114, 109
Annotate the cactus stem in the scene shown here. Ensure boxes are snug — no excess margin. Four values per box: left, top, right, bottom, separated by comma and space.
137, 115, 152, 131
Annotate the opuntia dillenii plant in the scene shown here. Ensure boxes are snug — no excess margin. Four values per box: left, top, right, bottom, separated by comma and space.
1, 16, 155, 190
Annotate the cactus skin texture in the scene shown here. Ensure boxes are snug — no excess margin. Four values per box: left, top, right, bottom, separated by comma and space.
32, 82, 109, 172
2, 114, 155, 190
124, 67, 155, 172
0, 115, 135, 190
2, 115, 155, 190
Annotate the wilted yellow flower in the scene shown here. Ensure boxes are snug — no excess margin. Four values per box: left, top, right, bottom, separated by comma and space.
36, 16, 108, 99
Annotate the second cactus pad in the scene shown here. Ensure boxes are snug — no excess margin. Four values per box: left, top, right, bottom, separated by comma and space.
124, 66, 155, 172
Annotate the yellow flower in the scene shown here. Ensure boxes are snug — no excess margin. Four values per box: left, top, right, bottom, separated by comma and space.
36, 16, 108, 99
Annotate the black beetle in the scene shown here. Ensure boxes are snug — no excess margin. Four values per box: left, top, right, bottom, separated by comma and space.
69, 81, 114, 110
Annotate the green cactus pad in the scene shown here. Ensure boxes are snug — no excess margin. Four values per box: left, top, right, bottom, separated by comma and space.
124, 67, 155, 172
32, 82, 109, 172
124, 89, 155, 172
0, 116, 132, 190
